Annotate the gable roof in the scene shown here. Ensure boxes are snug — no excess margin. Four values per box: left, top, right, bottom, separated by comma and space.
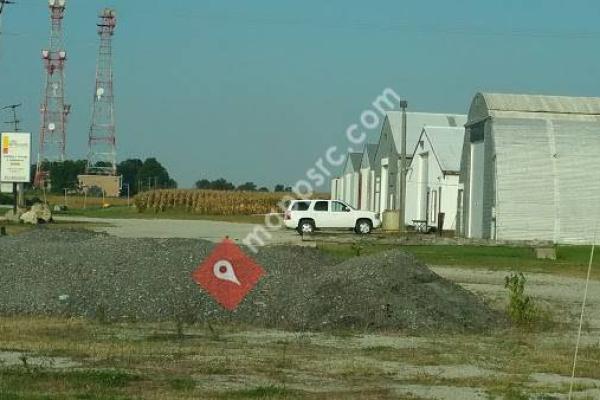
469, 92, 600, 123
343, 152, 362, 174
414, 126, 465, 173
360, 143, 378, 169
383, 111, 467, 155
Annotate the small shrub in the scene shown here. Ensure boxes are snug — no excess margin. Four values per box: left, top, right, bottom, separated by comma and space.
504, 272, 537, 326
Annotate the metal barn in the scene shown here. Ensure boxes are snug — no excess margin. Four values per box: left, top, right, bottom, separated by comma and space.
459, 92, 600, 243
373, 111, 467, 213
341, 152, 362, 208
358, 144, 378, 210
406, 126, 465, 231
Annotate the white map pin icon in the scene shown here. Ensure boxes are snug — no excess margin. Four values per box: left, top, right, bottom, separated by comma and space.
213, 260, 241, 286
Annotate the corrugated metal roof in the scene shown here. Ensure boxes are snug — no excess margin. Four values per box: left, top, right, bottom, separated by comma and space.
421, 126, 465, 173
360, 143, 378, 169
469, 92, 600, 123
344, 152, 363, 173
385, 112, 467, 154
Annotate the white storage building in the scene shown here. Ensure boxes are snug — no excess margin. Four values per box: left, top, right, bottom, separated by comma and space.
406, 126, 465, 231
459, 92, 600, 243
330, 177, 342, 200
373, 111, 467, 213
358, 144, 378, 210
341, 152, 362, 208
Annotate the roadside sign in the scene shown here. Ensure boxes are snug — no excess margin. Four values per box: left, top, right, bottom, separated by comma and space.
0, 183, 12, 193
0, 132, 31, 183
192, 238, 265, 311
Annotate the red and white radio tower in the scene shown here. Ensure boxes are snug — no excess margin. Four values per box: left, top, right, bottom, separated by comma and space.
86, 8, 117, 175
36, 0, 70, 188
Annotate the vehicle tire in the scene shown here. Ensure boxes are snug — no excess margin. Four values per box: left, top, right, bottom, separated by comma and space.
297, 219, 315, 235
355, 219, 372, 235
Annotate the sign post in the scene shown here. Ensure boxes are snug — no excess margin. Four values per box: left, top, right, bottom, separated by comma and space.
1, 132, 32, 211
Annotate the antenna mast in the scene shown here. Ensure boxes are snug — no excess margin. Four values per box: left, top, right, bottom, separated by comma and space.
2, 103, 22, 131
35, 0, 70, 188
86, 8, 117, 175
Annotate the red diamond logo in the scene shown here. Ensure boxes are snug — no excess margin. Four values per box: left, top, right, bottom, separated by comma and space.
192, 238, 265, 311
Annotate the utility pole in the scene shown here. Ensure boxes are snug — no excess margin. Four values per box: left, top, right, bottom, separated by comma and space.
399, 100, 408, 233
1, 103, 24, 209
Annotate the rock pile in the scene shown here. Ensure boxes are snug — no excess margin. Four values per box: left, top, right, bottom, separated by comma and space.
0, 229, 505, 333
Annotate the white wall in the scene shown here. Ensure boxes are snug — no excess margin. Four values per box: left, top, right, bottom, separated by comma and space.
379, 159, 389, 211
468, 141, 485, 238
350, 172, 360, 208
406, 151, 461, 231
359, 168, 370, 210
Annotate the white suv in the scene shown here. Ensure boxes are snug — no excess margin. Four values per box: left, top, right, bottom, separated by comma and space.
284, 199, 381, 234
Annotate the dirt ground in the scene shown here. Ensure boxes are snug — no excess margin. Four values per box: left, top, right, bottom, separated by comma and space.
1, 261, 599, 399
432, 266, 600, 330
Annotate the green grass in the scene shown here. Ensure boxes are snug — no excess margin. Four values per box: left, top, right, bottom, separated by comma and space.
56, 206, 268, 224
0, 220, 105, 236
317, 242, 600, 279
0, 368, 139, 400
0, 316, 597, 400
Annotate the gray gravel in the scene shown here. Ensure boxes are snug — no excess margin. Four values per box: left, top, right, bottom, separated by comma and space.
0, 228, 504, 333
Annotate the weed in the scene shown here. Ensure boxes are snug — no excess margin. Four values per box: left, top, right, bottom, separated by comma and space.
224, 385, 291, 399
168, 376, 196, 391
95, 303, 108, 324
504, 273, 538, 326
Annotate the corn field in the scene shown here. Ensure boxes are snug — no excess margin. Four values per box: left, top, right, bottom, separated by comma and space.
134, 190, 291, 215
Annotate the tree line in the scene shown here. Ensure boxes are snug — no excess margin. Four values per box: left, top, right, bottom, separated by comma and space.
34, 158, 177, 196
194, 179, 292, 193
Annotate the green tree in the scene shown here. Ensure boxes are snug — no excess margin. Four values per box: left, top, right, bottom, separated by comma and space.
117, 158, 176, 194
47, 160, 87, 193
195, 179, 211, 189
274, 184, 285, 192
117, 159, 143, 195
137, 158, 177, 191
210, 178, 235, 191
237, 182, 257, 192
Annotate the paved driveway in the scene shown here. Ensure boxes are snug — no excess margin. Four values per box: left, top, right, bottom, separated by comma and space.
54, 216, 302, 246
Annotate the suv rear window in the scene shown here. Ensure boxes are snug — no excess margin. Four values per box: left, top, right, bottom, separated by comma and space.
291, 201, 310, 211
314, 201, 328, 211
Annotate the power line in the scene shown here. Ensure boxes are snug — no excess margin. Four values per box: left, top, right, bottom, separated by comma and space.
171, 13, 600, 39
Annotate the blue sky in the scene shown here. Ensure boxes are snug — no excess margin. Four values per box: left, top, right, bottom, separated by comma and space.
1, 0, 600, 189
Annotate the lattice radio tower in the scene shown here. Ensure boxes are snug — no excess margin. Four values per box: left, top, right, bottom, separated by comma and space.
35, 0, 70, 187
86, 8, 117, 175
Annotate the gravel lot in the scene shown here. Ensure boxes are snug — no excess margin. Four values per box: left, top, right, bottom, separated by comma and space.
53, 215, 301, 244
0, 228, 503, 332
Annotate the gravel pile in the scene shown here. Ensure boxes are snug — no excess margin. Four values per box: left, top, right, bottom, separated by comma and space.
0, 229, 504, 333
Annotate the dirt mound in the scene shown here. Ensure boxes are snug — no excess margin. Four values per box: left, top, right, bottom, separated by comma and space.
0, 229, 504, 333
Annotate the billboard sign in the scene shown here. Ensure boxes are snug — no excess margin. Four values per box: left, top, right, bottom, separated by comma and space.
0, 132, 31, 183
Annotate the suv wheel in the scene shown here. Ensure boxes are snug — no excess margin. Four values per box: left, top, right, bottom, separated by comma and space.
298, 219, 315, 235
355, 219, 372, 235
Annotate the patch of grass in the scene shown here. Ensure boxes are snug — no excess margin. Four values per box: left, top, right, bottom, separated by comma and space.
0, 316, 597, 399
0, 368, 140, 398
317, 242, 600, 279
0, 220, 104, 236
56, 206, 268, 224
168, 376, 196, 391
221, 385, 292, 399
